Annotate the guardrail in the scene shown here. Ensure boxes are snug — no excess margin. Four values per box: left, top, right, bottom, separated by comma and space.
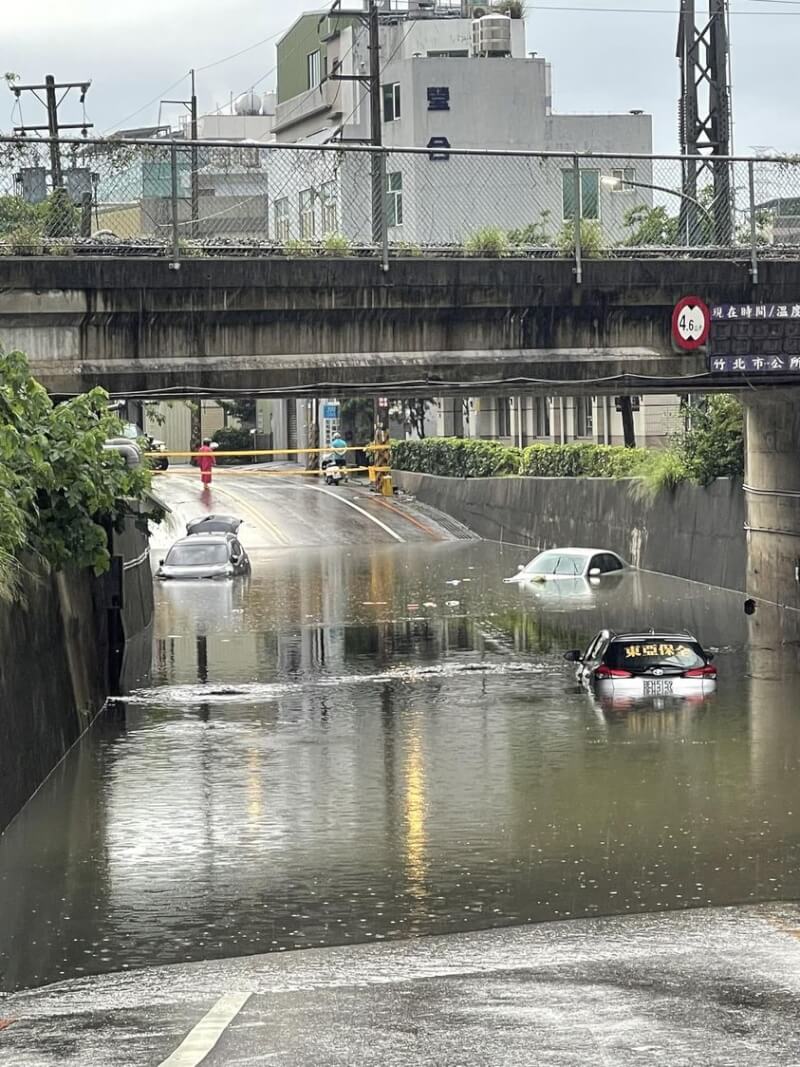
2, 135, 798, 277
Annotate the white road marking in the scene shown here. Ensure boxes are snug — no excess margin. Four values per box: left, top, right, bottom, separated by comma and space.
307, 485, 405, 543
158, 992, 252, 1066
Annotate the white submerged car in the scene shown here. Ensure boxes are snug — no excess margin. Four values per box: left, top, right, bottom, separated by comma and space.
504, 548, 627, 584
564, 629, 717, 699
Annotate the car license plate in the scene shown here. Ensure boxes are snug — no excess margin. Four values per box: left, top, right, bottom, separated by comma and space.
643, 679, 673, 695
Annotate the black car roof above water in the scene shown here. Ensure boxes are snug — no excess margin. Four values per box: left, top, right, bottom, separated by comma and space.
608, 631, 699, 642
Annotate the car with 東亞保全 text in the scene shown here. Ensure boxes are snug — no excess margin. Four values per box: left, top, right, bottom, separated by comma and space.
504, 548, 627, 583
564, 629, 717, 698
156, 533, 250, 580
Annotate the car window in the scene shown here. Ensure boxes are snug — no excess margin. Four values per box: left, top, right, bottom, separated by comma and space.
165, 543, 228, 566
605, 640, 705, 671
524, 551, 560, 575
554, 554, 584, 576
601, 553, 623, 572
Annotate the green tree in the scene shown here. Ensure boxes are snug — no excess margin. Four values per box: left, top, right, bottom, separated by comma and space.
0, 195, 40, 238
622, 204, 679, 246
678, 394, 744, 485
0, 348, 154, 594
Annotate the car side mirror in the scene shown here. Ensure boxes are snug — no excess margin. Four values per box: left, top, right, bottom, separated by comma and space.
517, 564, 524, 572
563, 650, 581, 662
706, 652, 714, 662
588, 567, 601, 577
159, 559, 165, 566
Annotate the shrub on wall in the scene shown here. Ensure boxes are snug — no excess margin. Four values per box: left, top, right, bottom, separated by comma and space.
391, 438, 521, 478
391, 438, 651, 479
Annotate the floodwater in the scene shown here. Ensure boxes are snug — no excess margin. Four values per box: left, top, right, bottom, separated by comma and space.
1, 540, 799, 992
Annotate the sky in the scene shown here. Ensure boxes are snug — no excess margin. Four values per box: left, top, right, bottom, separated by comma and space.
4, 1, 800, 154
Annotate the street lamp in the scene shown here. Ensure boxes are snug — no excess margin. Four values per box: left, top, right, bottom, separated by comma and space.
600, 173, 716, 243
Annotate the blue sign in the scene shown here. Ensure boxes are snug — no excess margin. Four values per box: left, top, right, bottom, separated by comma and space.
710, 355, 800, 374
712, 303, 800, 321
709, 301, 800, 374
427, 136, 450, 161
322, 403, 339, 420
427, 86, 450, 111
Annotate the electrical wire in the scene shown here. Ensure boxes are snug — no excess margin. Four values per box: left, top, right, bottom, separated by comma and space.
103, 73, 190, 136
196, 29, 285, 73
529, 1, 800, 12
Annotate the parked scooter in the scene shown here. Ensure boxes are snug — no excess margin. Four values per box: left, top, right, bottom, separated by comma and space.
321, 452, 347, 486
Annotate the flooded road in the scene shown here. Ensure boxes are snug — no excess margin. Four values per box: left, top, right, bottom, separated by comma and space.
1, 475, 799, 993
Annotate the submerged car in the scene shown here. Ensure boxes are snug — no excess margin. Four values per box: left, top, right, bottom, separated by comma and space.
505, 548, 627, 583
156, 533, 250, 580
564, 629, 717, 697
186, 514, 243, 536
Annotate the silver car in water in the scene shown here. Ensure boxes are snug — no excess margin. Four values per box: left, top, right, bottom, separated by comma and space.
505, 547, 627, 583
156, 533, 251, 581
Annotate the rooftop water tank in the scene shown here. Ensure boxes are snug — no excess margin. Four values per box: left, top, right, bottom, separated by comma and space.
471, 13, 512, 57
234, 91, 262, 116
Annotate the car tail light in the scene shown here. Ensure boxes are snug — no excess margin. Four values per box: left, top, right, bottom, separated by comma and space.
682, 666, 717, 678
595, 666, 633, 679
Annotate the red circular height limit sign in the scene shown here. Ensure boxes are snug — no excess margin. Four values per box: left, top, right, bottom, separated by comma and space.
672, 296, 710, 350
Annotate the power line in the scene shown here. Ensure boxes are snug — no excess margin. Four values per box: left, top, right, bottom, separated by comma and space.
196, 29, 284, 73
103, 73, 189, 135
530, 2, 800, 12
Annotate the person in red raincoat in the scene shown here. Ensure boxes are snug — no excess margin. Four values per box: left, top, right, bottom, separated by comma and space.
198, 438, 215, 486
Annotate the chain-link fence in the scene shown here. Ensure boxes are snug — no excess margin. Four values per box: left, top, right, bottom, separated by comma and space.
1, 135, 798, 268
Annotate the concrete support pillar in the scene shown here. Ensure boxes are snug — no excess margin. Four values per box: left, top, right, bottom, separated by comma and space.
743, 388, 800, 609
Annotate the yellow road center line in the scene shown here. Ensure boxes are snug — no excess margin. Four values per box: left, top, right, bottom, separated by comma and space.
158, 992, 251, 1067
204, 482, 290, 546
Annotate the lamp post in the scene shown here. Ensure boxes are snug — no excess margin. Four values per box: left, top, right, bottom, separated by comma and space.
600, 173, 716, 244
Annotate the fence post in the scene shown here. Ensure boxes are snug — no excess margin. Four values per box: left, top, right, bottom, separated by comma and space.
372, 148, 389, 272
748, 160, 759, 286
169, 141, 180, 270
572, 154, 582, 285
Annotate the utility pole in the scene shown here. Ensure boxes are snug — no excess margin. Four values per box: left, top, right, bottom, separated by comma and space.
190, 69, 199, 239
163, 71, 200, 237
10, 75, 92, 190
325, 0, 386, 244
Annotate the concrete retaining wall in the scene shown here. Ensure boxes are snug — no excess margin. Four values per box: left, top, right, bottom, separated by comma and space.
394, 472, 746, 591
0, 516, 153, 832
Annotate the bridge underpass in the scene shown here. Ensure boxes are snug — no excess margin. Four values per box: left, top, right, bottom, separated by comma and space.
2, 254, 800, 608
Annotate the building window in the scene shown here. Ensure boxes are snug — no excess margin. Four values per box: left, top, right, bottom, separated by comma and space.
387, 171, 403, 227
307, 50, 321, 90
561, 169, 600, 221
274, 197, 290, 241
533, 396, 551, 438
320, 180, 337, 233
299, 188, 315, 239
496, 397, 511, 438
575, 396, 594, 438
610, 167, 636, 191
382, 82, 401, 122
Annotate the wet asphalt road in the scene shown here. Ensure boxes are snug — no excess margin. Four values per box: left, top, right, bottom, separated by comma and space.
1, 468, 799, 1064
1, 904, 799, 1065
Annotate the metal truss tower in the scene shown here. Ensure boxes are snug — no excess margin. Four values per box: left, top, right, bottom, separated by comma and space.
676, 0, 733, 243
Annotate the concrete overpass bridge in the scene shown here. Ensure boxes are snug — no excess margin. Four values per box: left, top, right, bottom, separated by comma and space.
1, 253, 799, 613
1, 255, 798, 399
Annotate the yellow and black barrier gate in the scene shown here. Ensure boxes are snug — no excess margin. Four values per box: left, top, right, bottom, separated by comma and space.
145, 444, 394, 496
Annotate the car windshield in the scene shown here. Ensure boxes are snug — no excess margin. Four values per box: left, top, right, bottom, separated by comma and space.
525, 552, 585, 576
165, 543, 228, 567
605, 639, 706, 671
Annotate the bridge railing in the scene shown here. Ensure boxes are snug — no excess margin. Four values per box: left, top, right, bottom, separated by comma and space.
0, 135, 796, 276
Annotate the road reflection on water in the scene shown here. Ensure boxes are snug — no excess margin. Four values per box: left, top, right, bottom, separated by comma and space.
1, 541, 799, 991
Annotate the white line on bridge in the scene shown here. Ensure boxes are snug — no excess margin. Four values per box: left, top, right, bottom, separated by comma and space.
307, 485, 406, 543
158, 992, 252, 1066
